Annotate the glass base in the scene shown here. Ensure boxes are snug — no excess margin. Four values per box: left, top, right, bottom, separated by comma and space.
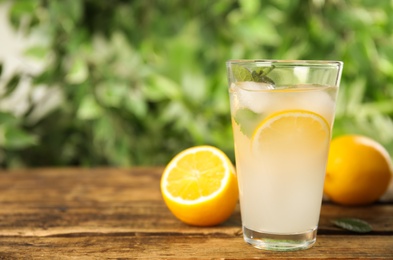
243, 226, 317, 251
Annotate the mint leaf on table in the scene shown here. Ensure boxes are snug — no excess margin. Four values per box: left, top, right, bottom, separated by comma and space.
331, 218, 372, 233
234, 108, 263, 137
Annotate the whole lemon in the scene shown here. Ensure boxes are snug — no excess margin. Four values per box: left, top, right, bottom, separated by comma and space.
324, 135, 392, 206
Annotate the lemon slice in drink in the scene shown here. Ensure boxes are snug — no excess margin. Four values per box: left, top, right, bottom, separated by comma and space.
251, 110, 330, 159
161, 146, 238, 226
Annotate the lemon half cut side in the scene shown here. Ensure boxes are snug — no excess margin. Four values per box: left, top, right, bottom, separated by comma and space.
161, 146, 239, 226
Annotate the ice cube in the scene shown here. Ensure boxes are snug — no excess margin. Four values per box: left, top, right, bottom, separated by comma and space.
264, 87, 336, 124
297, 90, 335, 124
237, 81, 275, 91
235, 82, 274, 113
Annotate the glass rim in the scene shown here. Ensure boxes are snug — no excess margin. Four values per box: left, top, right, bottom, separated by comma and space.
226, 59, 343, 67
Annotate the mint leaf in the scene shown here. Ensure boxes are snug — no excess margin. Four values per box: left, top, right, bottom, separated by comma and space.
252, 66, 275, 84
331, 218, 372, 233
234, 108, 263, 137
232, 65, 275, 84
233, 65, 253, 81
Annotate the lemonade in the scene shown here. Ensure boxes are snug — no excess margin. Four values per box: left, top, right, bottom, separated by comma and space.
231, 84, 336, 232
227, 60, 343, 251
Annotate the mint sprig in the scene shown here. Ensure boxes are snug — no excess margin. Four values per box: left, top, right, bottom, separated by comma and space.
331, 218, 372, 233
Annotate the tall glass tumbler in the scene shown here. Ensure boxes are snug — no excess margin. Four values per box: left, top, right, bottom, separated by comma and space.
227, 60, 343, 251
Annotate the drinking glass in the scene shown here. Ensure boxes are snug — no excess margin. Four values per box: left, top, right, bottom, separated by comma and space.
226, 60, 343, 251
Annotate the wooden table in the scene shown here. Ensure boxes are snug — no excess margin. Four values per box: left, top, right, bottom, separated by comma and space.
0, 168, 392, 259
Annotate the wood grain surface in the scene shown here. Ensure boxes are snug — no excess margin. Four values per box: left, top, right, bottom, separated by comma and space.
0, 168, 392, 259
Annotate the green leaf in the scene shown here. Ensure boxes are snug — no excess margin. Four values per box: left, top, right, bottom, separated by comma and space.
127, 92, 147, 118
331, 218, 372, 233
2, 74, 20, 98
24, 46, 48, 59
77, 96, 102, 120
252, 66, 275, 84
232, 65, 254, 81
9, 0, 37, 28
232, 65, 275, 84
239, 0, 261, 15
0, 112, 17, 125
66, 58, 88, 84
3, 126, 37, 149
145, 75, 180, 101
234, 108, 263, 137
0, 63, 3, 77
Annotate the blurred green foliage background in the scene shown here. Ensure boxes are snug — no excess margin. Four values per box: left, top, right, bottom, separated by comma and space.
0, 0, 392, 168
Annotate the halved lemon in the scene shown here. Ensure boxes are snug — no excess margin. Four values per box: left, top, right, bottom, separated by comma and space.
251, 110, 330, 158
161, 146, 238, 226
